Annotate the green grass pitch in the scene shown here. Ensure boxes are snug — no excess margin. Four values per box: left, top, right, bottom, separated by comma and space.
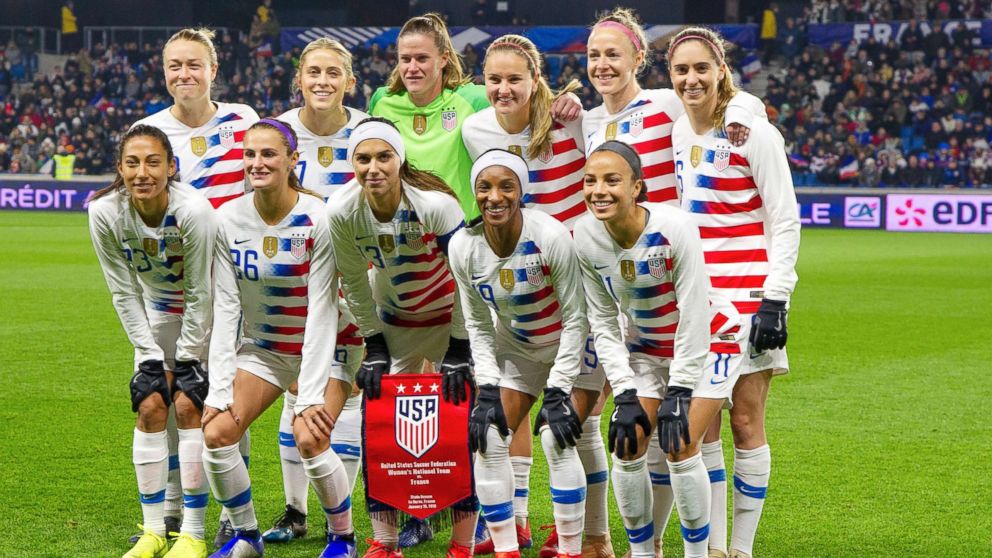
1, 211, 989, 557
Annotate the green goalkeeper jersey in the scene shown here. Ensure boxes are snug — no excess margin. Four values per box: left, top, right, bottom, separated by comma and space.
369, 83, 490, 220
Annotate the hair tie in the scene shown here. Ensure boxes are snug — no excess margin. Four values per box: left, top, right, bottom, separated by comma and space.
591, 140, 643, 180
593, 21, 643, 52
668, 34, 724, 65
258, 118, 298, 151
488, 40, 537, 69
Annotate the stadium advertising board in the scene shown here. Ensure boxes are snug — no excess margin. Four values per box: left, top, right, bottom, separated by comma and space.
796, 193, 885, 229
808, 20, 992, 49
886, 194, 992, 233
0, 178, 103, 211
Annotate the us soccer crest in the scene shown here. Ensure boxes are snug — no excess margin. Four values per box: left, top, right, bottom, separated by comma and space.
647, 256, 666, 279
441, 109, 457, 132
690, 146, 703, 168
163, 229, 182, 252
404, 224, 424, 251
219, 126, 235, 149
605, 122, 618, 141
190, 136, 207, 157
508, 145, 523, 157
142, 237, 159, 255
290, 235, 308, 261
713, 148, 730, 171
538, 146, 552, 164
395, 394, 439, 459
378, 234, 396, 254
318, 146, 334, 167
620, 259, 637, 282
500, 268, 515, 290
413, 115, 428, 135
262, 236, 279, 258
526, 263, 544, 286
629, 114, 644, 137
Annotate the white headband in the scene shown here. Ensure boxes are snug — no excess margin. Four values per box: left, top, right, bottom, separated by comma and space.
347, 121, 406, 163
470, 149, 530, 192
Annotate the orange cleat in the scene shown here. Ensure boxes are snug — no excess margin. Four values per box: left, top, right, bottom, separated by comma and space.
494, 552, 522, 558
475, 522, 532, 555
538, 525, 559, 558
361, 539, 403, 558
445, 541, 474, 558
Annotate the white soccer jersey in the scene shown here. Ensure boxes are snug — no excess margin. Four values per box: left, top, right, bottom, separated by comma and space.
277, 106, 370, 200
672, 107, 800, 313
583, 89, 766, 206
573, 203, 709, 393
89, 182, 216, 363
449, 209, 588, 390
134, 102, 259, 208
327, 182, 467, 338
208, 193, 338, 411
462, 108, 588, 230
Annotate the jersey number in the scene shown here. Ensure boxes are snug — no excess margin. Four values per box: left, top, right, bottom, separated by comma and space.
603, 275, 621, 304
675, 160, 684, 197
122, 248, 152, 273
363, 245, 386, 269
295, 161, 307, 182
583, 337, 599, 369
477, 283, 498, 311
231, 249, 259, 281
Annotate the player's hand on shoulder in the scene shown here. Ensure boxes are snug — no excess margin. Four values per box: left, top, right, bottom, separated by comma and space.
550, 92, 582, 123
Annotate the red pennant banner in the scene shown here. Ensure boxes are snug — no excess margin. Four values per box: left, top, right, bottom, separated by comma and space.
364, 373, 472, 519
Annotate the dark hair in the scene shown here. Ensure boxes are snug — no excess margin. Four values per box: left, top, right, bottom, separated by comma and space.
591, 140, 647, 202
245, 120, 321, 198
91, 124, 177, 201
354, 116, 459, 201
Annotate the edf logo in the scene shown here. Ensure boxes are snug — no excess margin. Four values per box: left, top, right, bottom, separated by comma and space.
844, 197, 881, 228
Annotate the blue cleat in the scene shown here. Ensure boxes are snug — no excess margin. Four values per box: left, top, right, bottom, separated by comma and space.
262, 506, 308, 543
397, 517, 432, 548
209, 529, 264, 558
318, 533, 357, 558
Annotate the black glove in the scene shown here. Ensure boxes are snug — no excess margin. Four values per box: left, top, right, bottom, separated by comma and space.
357, 333, 390, 400
440, 337, 475, 406
607, 389, 651, 459
130, 360, 171, 412
534, 387, 582, 449
749, 299, 788, 353
657, 386, 692, 454
172, 359, 209, 412
469, 384, 508, 454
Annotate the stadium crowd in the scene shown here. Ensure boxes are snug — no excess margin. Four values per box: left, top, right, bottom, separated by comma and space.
1, 8, 991, 187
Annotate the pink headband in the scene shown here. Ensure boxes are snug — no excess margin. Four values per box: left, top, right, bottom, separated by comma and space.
668, 34, 724, 65
489, 40, 537, 69
593, 21, 642, 52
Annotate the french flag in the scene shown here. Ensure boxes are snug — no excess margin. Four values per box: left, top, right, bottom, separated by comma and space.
741, 54, 762, 83
839, 155, 859, 181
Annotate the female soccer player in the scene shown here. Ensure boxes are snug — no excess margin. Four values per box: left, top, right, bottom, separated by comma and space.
202, 120, 355, 558
326, 117, 476, 558
668, 27, 800, 558
89, 124, 216, 558
583, 8, 764, 206
575, 141, 745, 558
461, 35, 613, 557
263, 37, 369, 545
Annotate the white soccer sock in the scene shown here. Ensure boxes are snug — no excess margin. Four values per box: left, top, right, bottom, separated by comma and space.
331, 395, 363, 492
669, 453, 711, 558
509, 455, 532, 528
370, 510, 398, 548
576, 414, 610, 537
541, 428, 585, 555
177, 428, 208, 539
164, 412, 182, 520
303, 449, 353, 536
475, 426, 517, 552
203, 442, 257, 531
612, 454, 654, 558
702, 440, 728, 554
215, 429, 252, 525
278, 393, 309, 514
133, 428, 169, 536
647, 441, 675, 543
731, 445, 771, 557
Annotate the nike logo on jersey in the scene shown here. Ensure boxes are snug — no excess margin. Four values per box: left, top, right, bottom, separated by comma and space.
355, 234, 374, 241
471, 274, 486, 281
121, 237, 137, 243
235, 238, 251, 245
594, 264, 610, 270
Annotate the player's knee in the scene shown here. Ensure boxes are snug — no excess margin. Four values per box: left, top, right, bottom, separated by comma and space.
136, 394, 168, 430
172, 394, 200, 428
730, 410, 762, 443
203, 418, 239, 449
292, 422, 329, 458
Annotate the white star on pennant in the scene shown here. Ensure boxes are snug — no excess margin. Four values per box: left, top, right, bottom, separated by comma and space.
430, 383, 440, 393
396, 383, 406, 394
413, 383, 423, 393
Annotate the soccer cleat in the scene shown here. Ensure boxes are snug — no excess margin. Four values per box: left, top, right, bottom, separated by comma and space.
474, 519, 492, 552
582, 533, 617, 558
361, 539, 403, 558
475, 522, 532, 555
213, 520, 236, 549
517, 522, 533, 548
261, 505, 308, 543
538, 525, 558, 558
123, 528, 168, 558
130, 517, 181, 544
494, 552, 521, 558
709, 550, 728, 558
727, 551, 750, 558
208, 530, 263, 558
319, 533, 357, 558
445, 541, 473, 558
397, 517, 433, 548
164, 533, 208, 558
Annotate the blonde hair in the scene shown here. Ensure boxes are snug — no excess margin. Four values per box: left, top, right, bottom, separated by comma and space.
387, 13, 472, 94
164, 28, 218, 68
485, 34, 581, 161
292, 37, 355, 97
667, 26, 738, 130
592, 7, 650, 75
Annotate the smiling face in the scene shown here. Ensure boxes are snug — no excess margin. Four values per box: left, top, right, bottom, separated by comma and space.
583, 150, 642, 223
475, 165, 523, 228
352, 139, 402, 199
398, 33, 447, 98
586, 26, 643, 97
163, 39, 216, 105
669, 40, 724, 113
298, 47, 354, 112
119, 135, 175, 202
243, 127, 298, 192
484, 51, 536, 119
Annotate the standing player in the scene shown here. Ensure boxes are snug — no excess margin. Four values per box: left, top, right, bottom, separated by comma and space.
89, 125, 215, 558
575, 141, 747, 558
326, 118, 476, 558
263, 37, 369, 545
668, 27, 800, 558
450, 150, 596, 558
460, 35, 614, 558
203, 120, 356, 558
132, 28, 258, 546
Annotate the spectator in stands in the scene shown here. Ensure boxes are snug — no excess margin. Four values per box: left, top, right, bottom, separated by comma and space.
61, 1, 80, 53
761, 3, 779, 62
858, 158, 880, 187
